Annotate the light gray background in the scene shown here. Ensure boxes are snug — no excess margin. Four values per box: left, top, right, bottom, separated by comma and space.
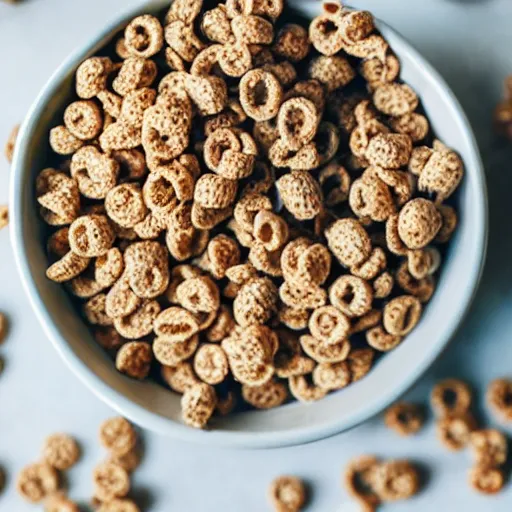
0, 0, 511, 510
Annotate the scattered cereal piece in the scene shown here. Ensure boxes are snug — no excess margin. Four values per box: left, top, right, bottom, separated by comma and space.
42, 434, 80, 470
4, 124, 19, 162
436, 413, 477, 451
431, 378, 472, 417
469, 429, 508, 467
468, 466, 505, 495
181, 382, 217, 429
16, 462, 59, 503
384, 402, 424, 437
92, 461, 130, 502
269, 475, 307, 512
487, 378, 512, 422
99, 417, 137, 456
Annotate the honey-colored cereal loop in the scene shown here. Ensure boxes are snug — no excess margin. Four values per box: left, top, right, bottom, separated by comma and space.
329, 275, 373, 318
153, 334, 199, 367
365, 133, 412, 170
193, 344, 229, 385
95, 248, 124, 288
68, 214, 115, 258
120, 88, 157, 128
277, 97, 319, 151
347, 348, 375, 382
279, 281, 327, 310
351, 309, 382, 335
113, 57, 158, 97
84, 293, 113, 326
194, 174, 238, 209
469, 466, 505, 495
46, 251, 90, 283
345, 34, 389, 61
278, 306, 310, 331
390, 113, 429, 142
313, 361, 351, 391
165, 0, 203, 24
395, 261, 435, 303
269, 138, 320, 171
371, 460, 420, 502
309, 55, 355, 92
312, 121, 340, 166
469, 429, 508, 467
242, 380, 288, 409
349, 172, 395, 223
176, 276, 220, 314
430, 378, 472, 417
276, 171, 323, 221
351, 247, 387, 281
124, 15, 163, 58
366, 325, 403, 352
70, 274, 103, 299
94, 326, 124, 351
206, 305, 235, 342
114, 300, 160, 339
105, 276, 141, 319
181, 382, 217, 429
161, 362, 200, 393
343, 455, 381, 510
407, 247, 441, 280
373, 83, 419, 117
154, 306, 200, 342
42, 433, 80, 470
382, 295, 422, 336
202, 234, 241, 280
308, 12, 345, 56
93, 461, 130, 502
398, 198, 442, 250
309, 305, 350, 345
325, 218, 372, 268
239, 69, 283, 122
75, 57, 113, 99
436, 413, 477, 451
273, 24, 310, 62
233, 277, 278, 326
231, 15, 274, 45
288, 375, 327, 402
201, 5, 233, 44
105, 184, 147, 228
97, 90, 123, 119
253, 210, 289, 252
268, 475, 306, 512
49, 126, 84, 155
234, 192, 273, 232
360, 54, 401, 91
218, 42, 253, 78
436, 204, 458, 243
299, 334, 350, 364
318, 162, 351, 207
384, 402, 424, 437
64, 100, 103, 141
115, 341, 153, 379
487, 378, 512, 422
16, 463, 59, 503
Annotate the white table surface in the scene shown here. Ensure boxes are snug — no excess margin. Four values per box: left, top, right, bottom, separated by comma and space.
1, 0, 512, 510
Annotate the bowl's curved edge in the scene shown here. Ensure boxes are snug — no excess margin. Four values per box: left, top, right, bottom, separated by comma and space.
9, 3, 488, 449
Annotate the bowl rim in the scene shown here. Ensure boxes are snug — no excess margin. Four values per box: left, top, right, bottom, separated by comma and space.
9, 1, 488, 449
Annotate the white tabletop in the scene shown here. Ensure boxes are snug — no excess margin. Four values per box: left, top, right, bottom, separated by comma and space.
1, 0, 511, 510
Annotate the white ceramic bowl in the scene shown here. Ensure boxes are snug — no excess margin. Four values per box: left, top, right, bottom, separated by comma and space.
10, 0, 487, 448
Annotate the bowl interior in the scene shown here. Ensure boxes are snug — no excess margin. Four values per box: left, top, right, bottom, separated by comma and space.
10, 0, 487, 448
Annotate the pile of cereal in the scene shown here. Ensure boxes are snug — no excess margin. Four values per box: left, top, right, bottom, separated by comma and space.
38, 0, 464, 428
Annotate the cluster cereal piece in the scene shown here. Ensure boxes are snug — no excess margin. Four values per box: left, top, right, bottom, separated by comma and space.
38, 0, 464, 428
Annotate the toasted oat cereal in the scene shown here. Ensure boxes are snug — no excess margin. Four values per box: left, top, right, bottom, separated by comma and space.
487, 378, 512, 422
469, 429, 508, 468
431, 378, 472, 417
99, 417, 137, 456
371, 460, 420, 502
193, 344, 229, 385
242, 380, 288, 409
436, 413, 477, 451
93, 461, 130, 502
4, 123, 19, 162
268, 475, 306, 512
384, 402, 424, 437
468, 466, 505, 495
161, 362, 200, 394
108, 445, 142, 474
115, 341, 153, 379
343, 455, 381, 510
181, 382, 217, 428
42, 434, 80, 470
16, 462, 59, 503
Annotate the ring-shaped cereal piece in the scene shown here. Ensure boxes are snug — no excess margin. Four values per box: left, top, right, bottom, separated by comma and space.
308, 305, 350, 345
382, 295, 422, 336
124, 15, 164, 58
68, 214, 115, 258
366, 325, 403, 352
64, 100, 103, 141
153, 307, 200, 343
277, 97, 319, 151
329, 275, 374, 318
193, 344, 229, 385
430, 378, 472, 417
313, 361, 351, 391
239, 69, 283, 122
105, 183, 147, 228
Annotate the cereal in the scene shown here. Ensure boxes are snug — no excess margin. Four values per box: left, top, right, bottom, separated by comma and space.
268, 475, 306, 512
371, 460, 420, 502
37, 1, 463, 425
469, 429, 508, 467
181, 382, 217, 428
431, 378, 472, 417
42, 434, 80, 470
384, 402, 424, 436
436, 413, 477, 451
115, 341, 153, 379
16, 463, 59, 503
468, 466, 505, 495
487, 378, 512, 422
343, 455, 381, 509
93, 461, 130, 502
99, 417, 137, 456
4, 123, 19, 162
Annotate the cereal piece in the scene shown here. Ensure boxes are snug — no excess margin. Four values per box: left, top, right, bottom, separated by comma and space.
366, 325, 403, 352
114, 300, 160, 339
279, 281, 327, 310
318, 162, 351, 207
107, 444, 142, 474
329, 275, 373, 318
175, 276, 220, 314
273, 24, 310, 63
204, 100, 247, 136
97, 90, 123, 118
487, 378, 512, 422
371, 460, 420, 502
49, 125, 84, 155
165, 0, 203, 24
194, 344, 229, 385
161, 362, 200, 393
382, 295, 422, 336
390, 113, 429, 142
299, 335, 350, 364
185, 74, 228, 116
113, 57, 157, 96
100, 119, 142, 152
200, 235, 241, 280
115, 341, 152, 379
350, 118, 389, 159
64, 100, 103, 141
436, 204, 458, 243
105, 277, 141, 319
347, 348, 375, 382
309, 55, 355, 92
231, 15, 273, 45
45, 493, 80, 512
469, 429, 508, 467
268, 475, 306, 512
181, 382, 217, 429
431, 378, 472, 417
120, 88, 157, 129
344, 34, 388, 61
269, 138, 320, 171
309, 12, 345, 56
365, 133, 412, 169
97, 499, 141, 512
94, 326, 124, 351
165, 20, 206, 62
276, 171, 323, 221
343, 455, 381, 509
234, 193, 273, 232
93, 461, 130, 502
468, 466, 505, 495
233, 277, 278, 326
70, 146, 120, 199
201, 5, 233, 44
313, 361, 351, 391
288, 375, 327, 402
42, 433, 80, 470
205, 306, 235, 343
242, 380, 288, 409
218, 42, 253, 77
277, 97, 319, 150
75, 57, 113, 99
105, 184, 147, 229
95, 248, 124, 288
398, 198, 442, 250
278, 306, 310, 331
4, 123, 19, 162
248, 242, 281, 275
16, 463, 59, 503
124, 15, 163, 58
191, 203, 233, 230
407, 247, 441, 280
351, 247, 387, 281
351, 309, 382, 334
395, 260, 435, 303
153, 307, 200, 342
360, 54, 401, 91
253, 210, 289, 252
309, 305, 350, 345
84, 293, 113, 326
153, 335, 199, 367
239, 69, 283, 122
436, 413, 477, 451
325, 218, 372, 268
46, 251, 90, 283
194, 174, 237, 209
384, 402, 424, 437
250, 0, 283, 19
373, 83, 419, 117
68, 214, 115, 257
